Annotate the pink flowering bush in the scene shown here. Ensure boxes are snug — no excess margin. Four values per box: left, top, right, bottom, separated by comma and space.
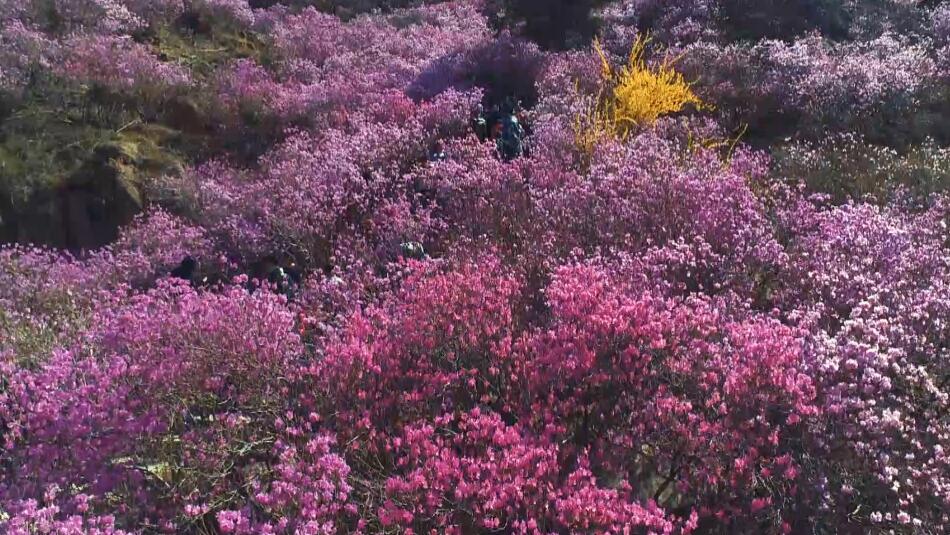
381, 409, 687, 533
29, 0, 146, 34
190, 86, 480, 265
2, 0, 950, 533
680, 33, 940, 143
0, 280, 314, 529
62, 35, 191, 96
192, 0, 256, 28
0, 21, 58, 92
772, 196, 950, 530
524, 263, 819, 530
1, 487, 130, 535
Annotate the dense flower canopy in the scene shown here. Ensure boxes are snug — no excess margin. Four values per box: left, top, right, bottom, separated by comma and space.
1, 0, 949, 533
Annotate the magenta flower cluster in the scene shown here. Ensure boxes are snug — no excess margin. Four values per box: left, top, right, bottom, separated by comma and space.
1, 1, 949, 533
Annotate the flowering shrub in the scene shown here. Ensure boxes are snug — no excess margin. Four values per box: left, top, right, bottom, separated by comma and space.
192, 0, 256, 28
773, 134, 950, 201
680, 32, 940, 143
62, 35, 191, 94
1, 280, 311, 529
32, 0, 146, 34
572, 36, 703, 156
773, 197, 950, 530
601, 37, 702, 134
1, 487, 130, 535
0, 21, 58, 92
2, 0, 950, 533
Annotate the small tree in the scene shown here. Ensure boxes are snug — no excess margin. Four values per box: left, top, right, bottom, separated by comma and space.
484, 0, 612, 50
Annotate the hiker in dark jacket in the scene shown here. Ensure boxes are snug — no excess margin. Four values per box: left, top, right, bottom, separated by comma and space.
474, 115, 490, 141
497, 113, 526, 161
171, 256, 197, 283
400, 241, 427, 260
429, 140, 447, 162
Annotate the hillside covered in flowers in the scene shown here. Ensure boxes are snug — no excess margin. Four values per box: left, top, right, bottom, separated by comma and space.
1, 0, 950, 533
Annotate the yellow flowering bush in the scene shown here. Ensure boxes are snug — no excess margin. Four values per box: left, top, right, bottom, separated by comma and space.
575, 36, 704, 152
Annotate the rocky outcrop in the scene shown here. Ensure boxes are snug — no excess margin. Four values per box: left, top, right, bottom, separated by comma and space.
1, 124, 184, 251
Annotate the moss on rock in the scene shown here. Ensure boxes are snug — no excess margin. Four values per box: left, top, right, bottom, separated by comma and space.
1, 121, 188, 250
